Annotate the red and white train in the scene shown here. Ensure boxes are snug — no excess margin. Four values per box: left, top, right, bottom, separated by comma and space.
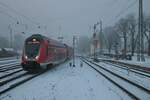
21, 34, 72, 72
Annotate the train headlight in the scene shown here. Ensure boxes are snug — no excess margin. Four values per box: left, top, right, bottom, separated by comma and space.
25, 56, 28, 59
35, 55, 39, 60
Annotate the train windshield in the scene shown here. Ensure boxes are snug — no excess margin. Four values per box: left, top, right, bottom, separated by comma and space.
25, 43, 40, 58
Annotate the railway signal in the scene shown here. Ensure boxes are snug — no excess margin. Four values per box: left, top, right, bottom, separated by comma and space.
93, 23, 99, 62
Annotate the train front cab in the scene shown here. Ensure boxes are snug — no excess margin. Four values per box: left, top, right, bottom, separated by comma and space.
21, 37, 48, 72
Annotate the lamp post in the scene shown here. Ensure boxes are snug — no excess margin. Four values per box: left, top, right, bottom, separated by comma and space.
8, 24, 13, 49
8, 21, 28, 50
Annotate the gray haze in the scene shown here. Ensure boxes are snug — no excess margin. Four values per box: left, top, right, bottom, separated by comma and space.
0, 0, 150, 45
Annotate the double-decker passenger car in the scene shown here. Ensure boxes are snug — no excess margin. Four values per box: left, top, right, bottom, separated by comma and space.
21, 34, 72, 72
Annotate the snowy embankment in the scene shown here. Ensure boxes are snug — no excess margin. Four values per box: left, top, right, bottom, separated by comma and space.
0, 58, 131, 100
119, 56, 150, 68
0, 57, 21, 65
0, 58, 21, 77
98, 55, 150, 68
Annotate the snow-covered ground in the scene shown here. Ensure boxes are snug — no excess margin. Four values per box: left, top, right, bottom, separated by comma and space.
85, 59, 150, 99
0, 57, 19, 61
99, 55, 150, 68
0, 58, 131, 100
0, 57, 21, 65
119, 56, 150, 68
0, 58, 21, 76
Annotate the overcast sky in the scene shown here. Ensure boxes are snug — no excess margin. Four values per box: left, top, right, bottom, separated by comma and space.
0, 0, 150, 44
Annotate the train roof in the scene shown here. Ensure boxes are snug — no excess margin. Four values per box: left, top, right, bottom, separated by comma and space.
26, 34, 66, 48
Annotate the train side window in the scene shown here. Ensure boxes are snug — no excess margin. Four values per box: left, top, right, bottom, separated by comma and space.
48, 45, 50, 53
54, 49, 56, 53
46, 46, 48, 56
48, 46, 54, 53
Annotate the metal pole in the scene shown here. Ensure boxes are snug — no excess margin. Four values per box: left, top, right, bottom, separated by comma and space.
99, 20, 102, 55
140, 0, 145, 61
8, 25, 13, 49
93, 24, 96, 60
73, 36, 75, 67
137, 0, 145, 61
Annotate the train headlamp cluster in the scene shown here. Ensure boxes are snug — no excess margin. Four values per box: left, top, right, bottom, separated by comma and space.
25, 56, 28, 59
35, 55, 39, 60
33, 38, 36, 42
25, 55, 39, 60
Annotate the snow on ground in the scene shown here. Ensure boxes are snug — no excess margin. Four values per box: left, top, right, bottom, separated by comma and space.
0, 58, 131, 100
0, 61, 20, 67
0, 57, 19, 61
0, 57, 21, 65
119, 56, 150, 68
0, 58, 21, 77
96, 61, 150, 90
99, 55, 150, 68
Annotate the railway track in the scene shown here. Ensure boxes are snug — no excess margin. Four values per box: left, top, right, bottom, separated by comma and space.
0, 69, 23, 79
0, 63, 21, 73
0, 62, 42, 96
81, 57, 150, 100
0, 66, 21, 72
101, 60, 150, 78
0, 66, 44, 95
100, 59, 150, 74
0, 57, 18, 61
0, 62, 20, 68
0, 59, 70, 96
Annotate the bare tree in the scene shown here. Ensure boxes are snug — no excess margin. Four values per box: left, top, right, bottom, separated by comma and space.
126, 14, 137, 56
77, 36, 91, 54
0, 36, 9, 48
13, 34, 24, 50
115, 18, 129, 58
104, 27, 120, 54
103, 13, 150, 58
143, 15, 150, 56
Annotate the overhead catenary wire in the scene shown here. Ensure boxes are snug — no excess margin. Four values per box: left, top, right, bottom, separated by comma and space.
0, 1, 40, 26
105, 0, 138, 26
106, 0, 120, 6
0, 9, 17, 21
114, 0, 138, 20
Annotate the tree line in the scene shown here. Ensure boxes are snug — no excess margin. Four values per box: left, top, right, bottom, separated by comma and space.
104, 13, 150, 57
0, 34, 24, 50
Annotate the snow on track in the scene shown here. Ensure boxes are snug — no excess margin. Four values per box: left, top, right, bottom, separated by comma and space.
0, 58, 131, 100
99, 62, 150, 89
0, 57, 18, 61
84, 58, 150, 100
0, 58, 20, 65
